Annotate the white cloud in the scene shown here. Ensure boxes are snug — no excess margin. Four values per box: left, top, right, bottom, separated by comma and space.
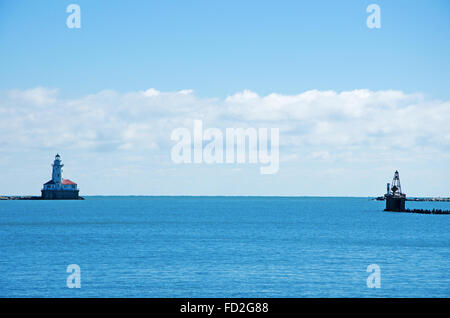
7, 87, 59, 106
0, 87, 449, 164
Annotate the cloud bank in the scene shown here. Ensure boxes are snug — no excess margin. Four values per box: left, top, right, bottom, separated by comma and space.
1, 87, 449, 163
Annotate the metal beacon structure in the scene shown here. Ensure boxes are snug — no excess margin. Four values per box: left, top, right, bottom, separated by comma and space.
384, 170, 406, 211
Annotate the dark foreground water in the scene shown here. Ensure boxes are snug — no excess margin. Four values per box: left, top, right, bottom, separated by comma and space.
0, 197, 449, 297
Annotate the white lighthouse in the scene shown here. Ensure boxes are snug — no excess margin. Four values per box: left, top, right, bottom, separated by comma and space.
42, 154, 80, 199
51, 154, 63, 188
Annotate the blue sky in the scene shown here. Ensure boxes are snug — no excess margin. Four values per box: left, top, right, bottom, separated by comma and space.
1, 0, 450, 98
1, 1, 450, 196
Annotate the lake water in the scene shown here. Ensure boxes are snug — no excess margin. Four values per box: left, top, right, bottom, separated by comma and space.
0, 197, 449, 297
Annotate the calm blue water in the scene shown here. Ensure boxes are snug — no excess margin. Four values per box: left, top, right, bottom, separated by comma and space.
0, 197, 449, 297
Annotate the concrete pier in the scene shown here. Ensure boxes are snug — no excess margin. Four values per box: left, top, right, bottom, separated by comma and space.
385, 194, 406, 212
41, 189, 80, 200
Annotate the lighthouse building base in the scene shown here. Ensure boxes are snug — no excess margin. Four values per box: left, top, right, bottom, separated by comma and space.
385, 195, 406, 212
41, 190, 80, 200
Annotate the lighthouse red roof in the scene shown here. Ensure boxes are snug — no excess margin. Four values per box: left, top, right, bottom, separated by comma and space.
62, 179, 77, 185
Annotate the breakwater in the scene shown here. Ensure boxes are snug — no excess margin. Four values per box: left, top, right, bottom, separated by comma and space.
0, 196, 41, 200
407, 197, 450, 202
384, 208, 450, 215
0, 196, 84, 200
375, 196, 450, 202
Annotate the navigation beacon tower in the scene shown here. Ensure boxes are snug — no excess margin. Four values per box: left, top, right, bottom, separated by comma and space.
384, 170, 406, 211
41, 154, 80, 200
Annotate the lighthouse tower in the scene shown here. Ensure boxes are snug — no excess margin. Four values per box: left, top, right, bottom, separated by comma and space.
52, 154, 64, 188
41, 154, 80, 200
